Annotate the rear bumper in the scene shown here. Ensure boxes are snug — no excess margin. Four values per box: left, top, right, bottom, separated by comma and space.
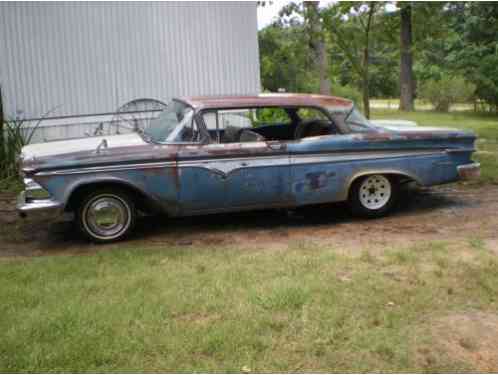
16, 191, 64, 219
457, 162, 481, 181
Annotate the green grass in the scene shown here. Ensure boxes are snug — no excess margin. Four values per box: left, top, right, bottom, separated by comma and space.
2, 240, 498, 372
372, 109, 498, 185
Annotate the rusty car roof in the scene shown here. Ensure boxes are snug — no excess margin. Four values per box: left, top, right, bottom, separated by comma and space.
178, 93, 353, 110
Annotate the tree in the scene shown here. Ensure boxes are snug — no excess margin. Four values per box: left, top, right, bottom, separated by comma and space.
277, 1, 331, 95
323, 2, 379, 118
399, 3, 414, 111
449, 2, 498, 111
303, 1, 331, 95
259, 23, 319, 92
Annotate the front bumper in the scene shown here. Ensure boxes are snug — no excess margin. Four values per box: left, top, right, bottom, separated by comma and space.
17, 190, 64, 219
457, 162, 481, 181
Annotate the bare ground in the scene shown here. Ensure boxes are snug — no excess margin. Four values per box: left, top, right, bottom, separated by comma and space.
415, 312, 498, 372
1, 183, 498, 258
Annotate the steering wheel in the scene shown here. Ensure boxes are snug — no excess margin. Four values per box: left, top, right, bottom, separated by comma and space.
294, 120, 332, 139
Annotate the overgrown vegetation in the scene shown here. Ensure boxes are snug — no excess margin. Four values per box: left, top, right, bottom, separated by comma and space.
0, 118, 40, 190
0, 106, 57, 191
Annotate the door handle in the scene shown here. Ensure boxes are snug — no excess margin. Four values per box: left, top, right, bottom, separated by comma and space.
268, 142, 283, 150
240, 162, 248, 167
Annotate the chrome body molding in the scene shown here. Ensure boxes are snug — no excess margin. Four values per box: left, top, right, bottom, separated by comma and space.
35, 149, 445, 178
36, 161, 176, 176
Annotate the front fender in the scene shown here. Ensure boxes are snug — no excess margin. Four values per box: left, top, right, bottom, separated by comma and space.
34, 170, 180, 216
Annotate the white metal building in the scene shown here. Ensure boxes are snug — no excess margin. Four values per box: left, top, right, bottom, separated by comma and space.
0, 1, 260, 141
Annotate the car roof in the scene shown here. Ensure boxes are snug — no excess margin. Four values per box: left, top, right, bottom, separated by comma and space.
177, 93, 353, 110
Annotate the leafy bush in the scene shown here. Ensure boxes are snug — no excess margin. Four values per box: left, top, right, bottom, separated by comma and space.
419, 75, 475, 112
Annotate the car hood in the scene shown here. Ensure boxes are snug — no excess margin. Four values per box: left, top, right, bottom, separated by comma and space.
21, 133, 147, 159
20, 133, 184, 173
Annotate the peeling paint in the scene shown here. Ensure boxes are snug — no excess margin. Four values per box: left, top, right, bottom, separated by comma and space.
18, 95, 479, 219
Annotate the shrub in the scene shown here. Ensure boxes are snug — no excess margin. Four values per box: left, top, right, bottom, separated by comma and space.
419, 75, 475, 112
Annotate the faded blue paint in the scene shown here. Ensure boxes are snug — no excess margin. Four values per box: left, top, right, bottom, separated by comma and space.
26, 125, 477, 217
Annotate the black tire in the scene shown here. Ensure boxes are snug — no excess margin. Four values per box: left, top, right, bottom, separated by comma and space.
76, 188, 136, 243
348, 174, 398, 218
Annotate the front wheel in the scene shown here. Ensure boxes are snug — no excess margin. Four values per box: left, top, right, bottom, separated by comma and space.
76, 189, 136, 243
349, 174, 398, 218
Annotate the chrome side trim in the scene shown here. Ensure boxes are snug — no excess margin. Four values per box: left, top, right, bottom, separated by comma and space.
445, 148, 476, 154
36, 149, 445, 177
36, 161, 176, 176
290, 150, 444, 166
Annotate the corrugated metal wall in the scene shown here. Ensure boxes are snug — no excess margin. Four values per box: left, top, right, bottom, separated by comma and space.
0, 1, 260, 122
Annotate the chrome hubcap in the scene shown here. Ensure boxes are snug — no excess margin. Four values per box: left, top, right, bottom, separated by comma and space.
85, 196, 130, 239
359, 175, 391, 210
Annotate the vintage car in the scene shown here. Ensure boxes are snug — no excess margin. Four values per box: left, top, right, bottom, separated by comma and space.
17, 94, 480, 243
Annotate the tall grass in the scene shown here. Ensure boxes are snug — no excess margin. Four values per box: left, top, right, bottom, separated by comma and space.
0, 107, 59, 190
0, 118, 41, 181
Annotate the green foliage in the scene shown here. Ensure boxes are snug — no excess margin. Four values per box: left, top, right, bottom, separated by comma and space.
259, 24, 319, 93
259, 1, 498, 112
332, 85, 363, 108
418, 75, 475, 112
249, 107, 291, 127
448, 2, 498, 110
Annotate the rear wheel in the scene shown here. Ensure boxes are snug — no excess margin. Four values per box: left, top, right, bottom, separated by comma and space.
76, 189, 136, 243
349, 174, 398, 218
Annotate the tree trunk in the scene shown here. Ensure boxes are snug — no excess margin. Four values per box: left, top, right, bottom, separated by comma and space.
362, 47, 370, 119
399, 4, 414, 111
317, 39, 331, 95
360, 2, 375, 119
305, 1, 331, 95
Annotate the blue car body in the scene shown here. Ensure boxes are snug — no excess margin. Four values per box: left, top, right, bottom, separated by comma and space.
17, 94, 479, 234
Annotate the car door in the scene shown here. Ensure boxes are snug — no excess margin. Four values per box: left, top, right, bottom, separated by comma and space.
177, 108, 293, 213
223, 140, 292, 209
289, 108, 345, 205
176, 141, 292, 213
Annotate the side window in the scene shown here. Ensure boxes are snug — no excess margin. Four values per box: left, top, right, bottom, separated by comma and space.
202, 109, 252, 143
201, 107, 295, 143
297, 107, 329, 121
294, 107, 336, 139
251, 107, 291, 127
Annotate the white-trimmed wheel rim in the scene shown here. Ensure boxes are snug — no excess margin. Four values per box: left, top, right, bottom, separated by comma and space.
82, 194, 131, 240
358, 175, 392, 210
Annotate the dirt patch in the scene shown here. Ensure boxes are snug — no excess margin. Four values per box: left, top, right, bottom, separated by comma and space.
417, 311, 498, 372
1, 184, 498, 258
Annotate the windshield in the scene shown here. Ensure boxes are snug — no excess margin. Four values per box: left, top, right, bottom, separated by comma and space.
144, 100, 194, 143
